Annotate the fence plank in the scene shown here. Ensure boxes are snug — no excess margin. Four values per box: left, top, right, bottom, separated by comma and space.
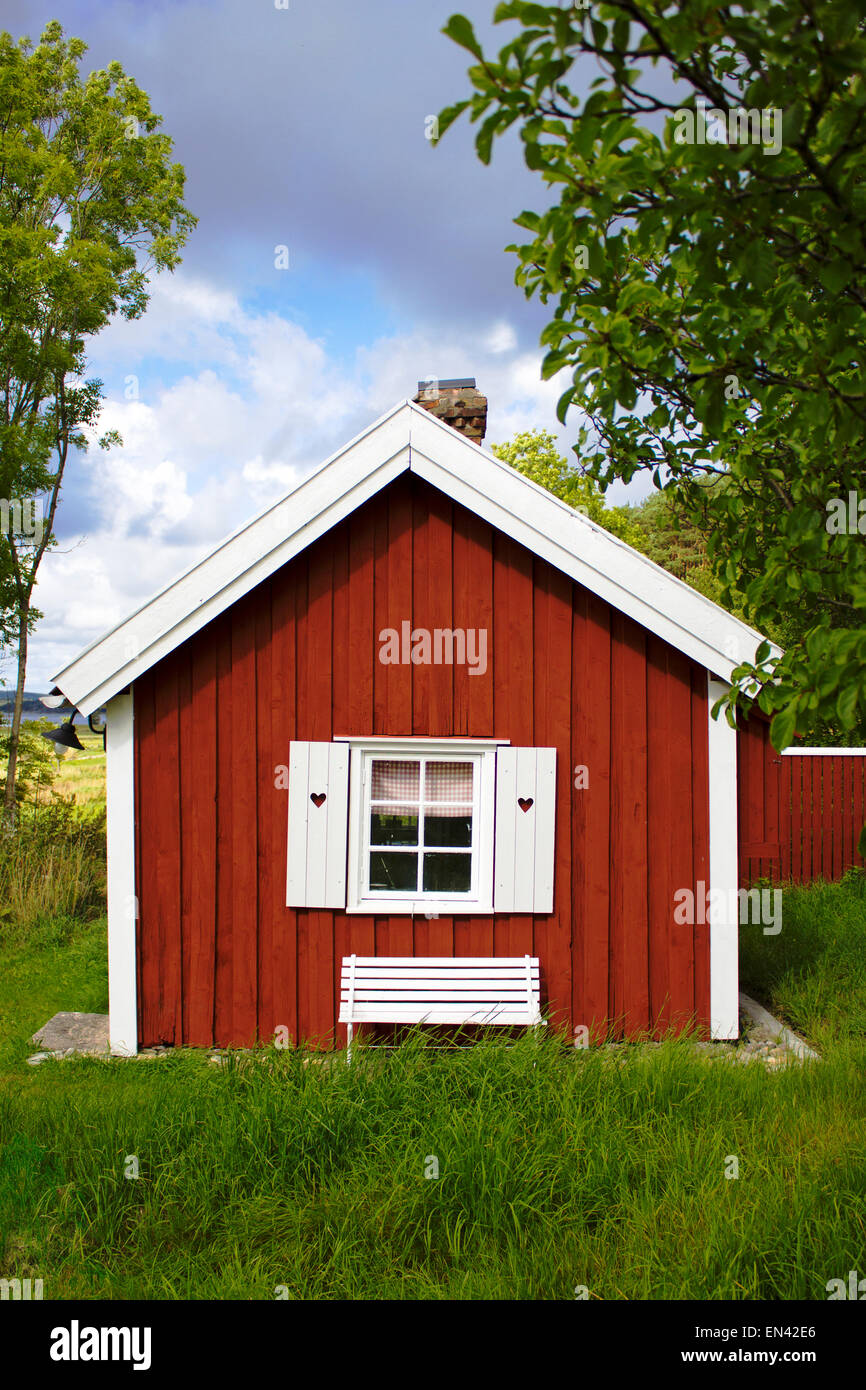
779, 756, 791, 882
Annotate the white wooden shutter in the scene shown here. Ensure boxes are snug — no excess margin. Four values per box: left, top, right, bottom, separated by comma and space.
286, 741, 349, 908
493, 746, 556, 912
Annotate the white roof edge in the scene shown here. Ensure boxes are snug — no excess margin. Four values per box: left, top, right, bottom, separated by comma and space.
54, 398, 777, 715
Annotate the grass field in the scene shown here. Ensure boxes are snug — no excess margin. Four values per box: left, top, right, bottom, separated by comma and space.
0, 786, 864, 1299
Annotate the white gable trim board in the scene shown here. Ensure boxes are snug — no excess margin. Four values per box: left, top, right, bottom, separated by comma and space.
52, 400, 776, 717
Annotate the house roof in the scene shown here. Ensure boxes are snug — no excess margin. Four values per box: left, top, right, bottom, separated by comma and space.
53, 399, 777, 716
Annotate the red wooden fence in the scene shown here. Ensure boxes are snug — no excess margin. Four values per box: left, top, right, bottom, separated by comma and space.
738, 719, 866, 884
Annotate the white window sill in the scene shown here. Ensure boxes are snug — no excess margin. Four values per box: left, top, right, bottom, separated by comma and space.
345, 901, 494, 916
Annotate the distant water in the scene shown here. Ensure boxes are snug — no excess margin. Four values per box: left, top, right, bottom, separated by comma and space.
0, 702, 88, 727
20, 712, 88, 726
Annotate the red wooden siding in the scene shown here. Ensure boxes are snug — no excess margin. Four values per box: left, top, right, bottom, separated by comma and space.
737, 717, 866, 884
134, 473, 712, 1048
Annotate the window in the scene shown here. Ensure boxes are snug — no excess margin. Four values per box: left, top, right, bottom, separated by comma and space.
286, 737, 556, 915
345, 740, 497, 914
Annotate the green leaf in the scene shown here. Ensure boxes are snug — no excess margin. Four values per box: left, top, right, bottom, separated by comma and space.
434, 100, 471, 143
770, 706, 797, 753
818, 260, 851, 295
556, 386, 577, 423
476, 112, 503, 165
836, 684, 860, 730
441, 14, 484, 59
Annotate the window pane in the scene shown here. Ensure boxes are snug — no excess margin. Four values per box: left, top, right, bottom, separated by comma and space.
371, 760, 419, 812
424, 809, 472, 847
423, 852, 472, 893
425, 761, 473, 808
371, 812, 418, 846
370, 851, 418, 892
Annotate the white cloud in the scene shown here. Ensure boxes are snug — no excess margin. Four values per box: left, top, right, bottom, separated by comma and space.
485, 320, 518, 355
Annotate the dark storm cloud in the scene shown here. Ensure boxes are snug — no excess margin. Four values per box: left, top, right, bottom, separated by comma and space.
7, 0, 554, 339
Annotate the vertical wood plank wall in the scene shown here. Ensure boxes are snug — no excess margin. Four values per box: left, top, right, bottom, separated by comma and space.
134, 474, 711, 1047
737, 716, 866, 884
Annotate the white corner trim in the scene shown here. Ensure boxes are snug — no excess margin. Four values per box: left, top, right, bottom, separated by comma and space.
707, 677, 739, 1040
106, 688, 137, 1055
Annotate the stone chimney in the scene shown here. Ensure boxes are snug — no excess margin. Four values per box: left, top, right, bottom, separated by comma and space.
413, 377, 487, 443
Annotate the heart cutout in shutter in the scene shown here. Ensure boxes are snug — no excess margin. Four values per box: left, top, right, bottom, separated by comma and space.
518, 797, 534, 813
310, 792, 326, 808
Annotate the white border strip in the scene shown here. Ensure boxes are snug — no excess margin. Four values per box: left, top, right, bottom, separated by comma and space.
707, 677, 739, 1040
106, 688, 138, 1055
782, 747, 866, 756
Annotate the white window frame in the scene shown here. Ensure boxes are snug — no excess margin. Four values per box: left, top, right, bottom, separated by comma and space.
337, 737, 506, 915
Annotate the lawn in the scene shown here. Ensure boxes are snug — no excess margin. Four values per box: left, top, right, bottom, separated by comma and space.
1, 789, 864, 1299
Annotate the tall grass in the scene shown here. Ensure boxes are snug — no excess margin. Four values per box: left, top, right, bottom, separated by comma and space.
1, 1030, 863, 1300
0, 797, 106, 942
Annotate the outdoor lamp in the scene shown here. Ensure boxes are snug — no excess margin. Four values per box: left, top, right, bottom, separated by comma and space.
41, 716, 84, 752
39, 686, 71, 710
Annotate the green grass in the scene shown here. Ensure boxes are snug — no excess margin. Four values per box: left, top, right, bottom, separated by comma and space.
0, 1025, 863, 1299
0, 826, 864, 1300
0, 916, 108, 1071
740, 870, 866, 1048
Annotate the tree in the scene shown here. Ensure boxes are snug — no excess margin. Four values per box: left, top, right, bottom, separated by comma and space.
491, 426, 643, 544
0, 21, 196, 819
627, 485, 733, 607
437, 1, 866, 755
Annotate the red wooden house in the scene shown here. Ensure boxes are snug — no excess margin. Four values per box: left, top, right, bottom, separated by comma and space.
53, 380, 777, 1055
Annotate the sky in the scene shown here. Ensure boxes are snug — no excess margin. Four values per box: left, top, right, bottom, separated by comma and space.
4, 0, 650, 690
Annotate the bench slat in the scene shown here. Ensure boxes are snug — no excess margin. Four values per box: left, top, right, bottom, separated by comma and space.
340, 957, 537, 969
342, 990, 537, 1003
343, 967, 538, 979
339, 1007, 541, 1024
343, 970, 537, 977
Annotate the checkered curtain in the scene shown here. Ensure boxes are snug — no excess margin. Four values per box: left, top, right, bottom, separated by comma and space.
371, 760, 473, 816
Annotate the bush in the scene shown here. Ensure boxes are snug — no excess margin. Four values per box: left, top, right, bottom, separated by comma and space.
0, 713, 59, 808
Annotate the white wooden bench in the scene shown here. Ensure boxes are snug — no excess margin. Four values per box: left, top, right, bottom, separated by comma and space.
338, 955, 544, 1061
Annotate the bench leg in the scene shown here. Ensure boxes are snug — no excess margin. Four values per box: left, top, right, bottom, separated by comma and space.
346, 1022, 353, 1066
